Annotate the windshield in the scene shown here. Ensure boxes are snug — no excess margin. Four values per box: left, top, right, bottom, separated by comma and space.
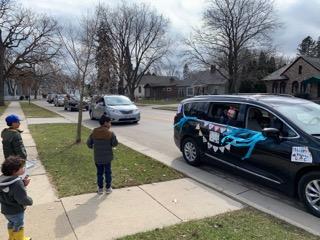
276, 101, 320, 135
104, 96, 132, 106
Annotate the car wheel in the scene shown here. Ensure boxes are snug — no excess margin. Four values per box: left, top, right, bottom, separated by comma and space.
298, 171, 320, 217
181, 137, 201, 166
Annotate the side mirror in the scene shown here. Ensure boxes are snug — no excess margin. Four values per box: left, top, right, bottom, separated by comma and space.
262, 128, 280, 138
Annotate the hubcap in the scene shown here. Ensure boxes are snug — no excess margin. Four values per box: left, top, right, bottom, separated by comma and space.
305, 179, 320, 212
184, 142, 197, 162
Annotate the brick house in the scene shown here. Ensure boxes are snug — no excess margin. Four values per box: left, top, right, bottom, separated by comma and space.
262, 56, 320, 99
135, 75, 180, 99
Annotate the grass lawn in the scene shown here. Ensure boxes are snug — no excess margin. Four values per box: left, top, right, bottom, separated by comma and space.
136, 99, 182, 105
120, 208, 319, 240
20, 102, 60, 118
29, 123, 184, 197
0, 102, 9, 116
152, 105, 178, 111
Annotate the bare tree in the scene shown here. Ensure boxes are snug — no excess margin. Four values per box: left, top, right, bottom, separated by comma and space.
0, 0, 60, 104
59, 10, 100, 143
185, 0, 279, 93
100, 3, 170, 99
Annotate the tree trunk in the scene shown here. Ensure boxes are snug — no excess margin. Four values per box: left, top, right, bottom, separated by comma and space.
0, 39, 5, 106
76, 77, 85, 144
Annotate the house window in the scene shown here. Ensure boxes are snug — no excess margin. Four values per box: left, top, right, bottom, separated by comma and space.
138, 86, 142, 93
272, 82, 278, 93
298, 65, 302, 74
187, 87, 194, 96
280, 82, 286, 94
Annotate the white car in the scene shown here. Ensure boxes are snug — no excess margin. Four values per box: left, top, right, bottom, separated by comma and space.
89, 95, 140, 123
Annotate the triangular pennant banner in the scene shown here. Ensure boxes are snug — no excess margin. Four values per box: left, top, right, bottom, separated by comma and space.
209, 124, 214, 130
213, 146, 219, 152
199, 130, 203, 136
207, 143, 213, 149
214, 126, 220, 132
225, 144, 231, 151
220, 127, 226, 133
204, 121, 209, 127
195, 124, 200, 130
219, 146, 225, 153
203, 137, 208, 143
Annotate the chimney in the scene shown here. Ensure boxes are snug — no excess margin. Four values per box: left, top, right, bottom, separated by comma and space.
210, 65, 216, 73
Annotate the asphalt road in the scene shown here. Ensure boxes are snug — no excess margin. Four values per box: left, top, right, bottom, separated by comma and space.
36, 101, 303, 208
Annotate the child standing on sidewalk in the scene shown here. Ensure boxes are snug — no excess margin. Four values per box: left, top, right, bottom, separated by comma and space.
1, 114, 27, 160
0, 156, 33, 240
87, 115, 118, 194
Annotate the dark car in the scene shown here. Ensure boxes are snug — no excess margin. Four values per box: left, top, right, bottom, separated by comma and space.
64, 95, 89, 111
174, 94, 320, 217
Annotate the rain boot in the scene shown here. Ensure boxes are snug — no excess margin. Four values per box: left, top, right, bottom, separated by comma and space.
12, 228, 31, 240
8, 228, 13, 240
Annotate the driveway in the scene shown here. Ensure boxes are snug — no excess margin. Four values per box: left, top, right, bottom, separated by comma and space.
33, 100, 320, 236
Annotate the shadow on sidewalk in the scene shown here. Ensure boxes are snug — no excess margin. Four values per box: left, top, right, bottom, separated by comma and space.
54, 194, 109, 238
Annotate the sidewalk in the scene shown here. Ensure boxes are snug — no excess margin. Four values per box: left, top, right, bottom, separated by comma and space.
0, 102, 243, 240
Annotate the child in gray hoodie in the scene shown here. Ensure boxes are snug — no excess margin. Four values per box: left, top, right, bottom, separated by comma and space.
0, 156, 33, 240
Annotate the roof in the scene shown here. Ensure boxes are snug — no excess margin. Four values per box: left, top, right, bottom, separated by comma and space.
262, 65, 289, 81
140, 75, 180, 87
262, 56, 320, 81
184, 69, 228, 86
181, 94, 309, 107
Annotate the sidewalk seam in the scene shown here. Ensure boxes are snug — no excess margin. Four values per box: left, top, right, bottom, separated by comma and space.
138, 186, 183, 222
60, 199, 79, 240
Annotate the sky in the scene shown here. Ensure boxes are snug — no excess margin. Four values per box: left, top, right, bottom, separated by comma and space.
21, 0, 320, 58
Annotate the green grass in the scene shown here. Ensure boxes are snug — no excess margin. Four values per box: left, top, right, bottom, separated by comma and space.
0, 102, 9, 116
28, 123, 184, 197
20, 102, 60, 118
120, 208, 319, 240
152, 106, 178, 111
136, 99, 182, 105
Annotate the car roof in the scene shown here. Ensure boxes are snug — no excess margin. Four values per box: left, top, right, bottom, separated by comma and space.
181, 94, 311, 107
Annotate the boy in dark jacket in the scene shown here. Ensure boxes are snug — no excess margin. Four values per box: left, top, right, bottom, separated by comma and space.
0, 156, 33, 240
1, 114, 27, 160
87, 115, 118, 194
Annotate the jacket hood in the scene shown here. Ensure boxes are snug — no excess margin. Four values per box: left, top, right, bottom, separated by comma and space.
92, 127, 113, 140
0, 175, 21, 192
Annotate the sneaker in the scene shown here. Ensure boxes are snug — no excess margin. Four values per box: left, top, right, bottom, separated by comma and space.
105, 187, 112, 194
97, 188, 103, 195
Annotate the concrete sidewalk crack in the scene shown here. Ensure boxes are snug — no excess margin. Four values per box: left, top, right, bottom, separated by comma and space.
60, 200, 79, 240
138, 186, 184, 222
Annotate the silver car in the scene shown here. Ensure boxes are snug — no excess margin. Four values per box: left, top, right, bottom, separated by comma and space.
89, 95, 140, 123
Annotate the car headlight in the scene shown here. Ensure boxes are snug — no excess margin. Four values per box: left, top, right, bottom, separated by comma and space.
107, 108, 121, 114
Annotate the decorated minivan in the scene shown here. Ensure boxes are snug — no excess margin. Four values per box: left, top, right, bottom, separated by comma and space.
174, 94, 320, 217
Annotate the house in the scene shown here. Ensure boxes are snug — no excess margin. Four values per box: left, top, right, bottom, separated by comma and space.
181, 65, 228, 97
135, 75, 180, 99
262, 56, 320, 99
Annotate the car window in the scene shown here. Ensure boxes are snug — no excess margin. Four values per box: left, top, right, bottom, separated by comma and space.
246, 106, 297, 137
184, 102, 209, 120
207, 103, 242, 127
105, 96, 132, 106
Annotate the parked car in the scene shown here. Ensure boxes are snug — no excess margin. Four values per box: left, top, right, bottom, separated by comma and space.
46, 93, 56, 104
53, 94, 66, 107
174, 94, 320, 217
64, 95, 89, 111
89, 95, 140, 123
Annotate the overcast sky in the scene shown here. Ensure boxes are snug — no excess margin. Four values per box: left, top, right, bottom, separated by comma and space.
21, 0, 320, 58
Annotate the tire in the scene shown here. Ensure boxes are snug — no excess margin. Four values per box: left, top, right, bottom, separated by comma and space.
298, 171, 320, 217
181, 137, 201, 166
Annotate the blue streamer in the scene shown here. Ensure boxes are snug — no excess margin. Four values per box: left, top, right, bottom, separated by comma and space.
221, 128, 266, 160
174, 116, 198, 132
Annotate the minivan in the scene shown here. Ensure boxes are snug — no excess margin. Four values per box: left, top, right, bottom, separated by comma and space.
174, 94, 320, 217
